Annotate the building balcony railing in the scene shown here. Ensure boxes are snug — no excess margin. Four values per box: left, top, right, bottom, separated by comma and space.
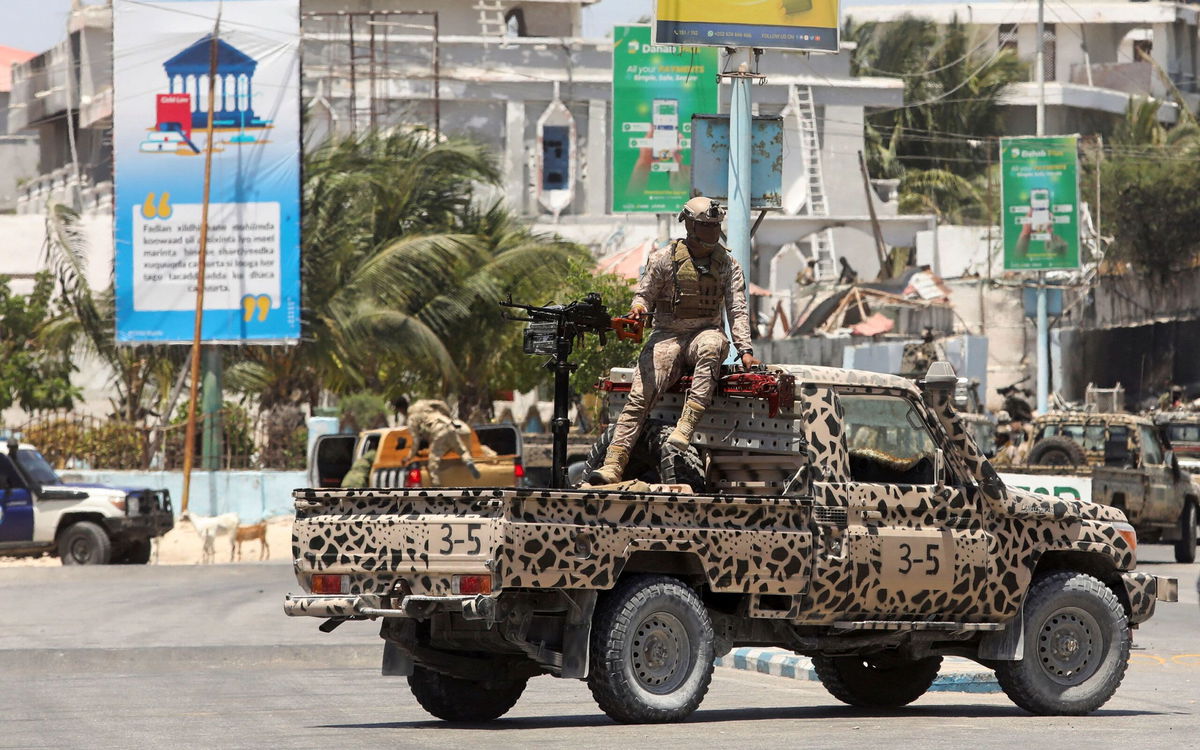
14, 165, 111, 216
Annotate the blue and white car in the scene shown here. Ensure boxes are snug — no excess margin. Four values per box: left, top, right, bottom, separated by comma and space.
0, 439, 173, 564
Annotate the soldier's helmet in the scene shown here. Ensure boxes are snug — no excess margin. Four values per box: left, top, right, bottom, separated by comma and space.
678, 196, 726, 224
996, 409, 1012, 425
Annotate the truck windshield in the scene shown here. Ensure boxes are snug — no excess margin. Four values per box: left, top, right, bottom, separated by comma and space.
15, 449, 62, 486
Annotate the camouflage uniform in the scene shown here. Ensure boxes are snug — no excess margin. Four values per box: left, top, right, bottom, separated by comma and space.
607, 240, 753, 458
340, 449, 377, 488
408, 400, 476, 486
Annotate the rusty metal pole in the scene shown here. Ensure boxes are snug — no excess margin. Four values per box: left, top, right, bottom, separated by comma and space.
180, 16, 221, 515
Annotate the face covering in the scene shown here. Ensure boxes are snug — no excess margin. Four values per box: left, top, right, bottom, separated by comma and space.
687, 220, 722, 255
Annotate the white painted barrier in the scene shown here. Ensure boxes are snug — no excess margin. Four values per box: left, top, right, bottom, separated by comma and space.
999, 472, 1092, 503
56, 470, 306, 523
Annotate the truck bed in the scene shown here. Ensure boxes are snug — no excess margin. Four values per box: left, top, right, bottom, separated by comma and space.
292, 485, 814, 602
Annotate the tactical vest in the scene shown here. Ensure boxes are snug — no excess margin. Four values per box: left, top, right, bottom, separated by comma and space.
669, 240, 726, 319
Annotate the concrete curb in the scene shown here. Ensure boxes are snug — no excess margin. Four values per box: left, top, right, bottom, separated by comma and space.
715, 647, 1001, 693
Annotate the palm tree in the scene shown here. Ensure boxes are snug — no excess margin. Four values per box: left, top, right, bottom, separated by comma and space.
226, 128, 585, 442
847, 16, 1026, 220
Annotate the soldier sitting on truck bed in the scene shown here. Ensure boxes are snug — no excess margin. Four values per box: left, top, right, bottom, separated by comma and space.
587, 196, 760, 485
406, 399, 480, 486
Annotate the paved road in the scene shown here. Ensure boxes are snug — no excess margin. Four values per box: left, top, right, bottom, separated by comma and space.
0, 547, 1195, 749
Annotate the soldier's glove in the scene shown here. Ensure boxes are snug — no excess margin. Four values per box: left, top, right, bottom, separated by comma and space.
464, 459, 482, 479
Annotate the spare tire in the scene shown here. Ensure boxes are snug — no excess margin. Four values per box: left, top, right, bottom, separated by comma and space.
1028, 435, 1087, 467
580, 420, 706, 491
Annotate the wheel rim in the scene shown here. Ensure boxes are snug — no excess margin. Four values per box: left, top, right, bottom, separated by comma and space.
629, 611, 691, 694
68, 535, 91, 563
1037, 606, 1103, 686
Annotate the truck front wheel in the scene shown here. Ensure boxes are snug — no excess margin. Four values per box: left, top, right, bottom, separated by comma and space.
812, 653, 942, 707
407, 665, 527, 722
587, 574, 714, 723
994, 571, 1129, 715
58, 521, 112, 565
1174, 502, 1197, 564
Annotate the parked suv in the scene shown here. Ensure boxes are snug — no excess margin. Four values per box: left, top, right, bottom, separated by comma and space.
0, 439, 173, 564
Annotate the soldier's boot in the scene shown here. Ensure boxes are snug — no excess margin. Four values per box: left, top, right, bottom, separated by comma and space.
587, 446, 629, 485
667, 400, 705, 449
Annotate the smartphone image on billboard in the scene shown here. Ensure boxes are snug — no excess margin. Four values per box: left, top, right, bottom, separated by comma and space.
652, 98, 679, 172
1029, 188, 1051, 229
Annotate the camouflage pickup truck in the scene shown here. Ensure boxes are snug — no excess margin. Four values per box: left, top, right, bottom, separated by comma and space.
285, 364, 1177, 723
1021, 412, 1200, 563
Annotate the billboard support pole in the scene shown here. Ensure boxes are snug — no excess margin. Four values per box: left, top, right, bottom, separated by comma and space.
1034, 0, 1050, 414
723, 49, 760, 359
181, 15, 221, 515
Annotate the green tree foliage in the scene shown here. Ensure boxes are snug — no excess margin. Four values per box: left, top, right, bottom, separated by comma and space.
1100, 154, 1200, 279
338, 391, 391, 433
226, 129, 587, 424
41, 204, 187, 424
847, 16, 1025, 221
0, 272, 79, 417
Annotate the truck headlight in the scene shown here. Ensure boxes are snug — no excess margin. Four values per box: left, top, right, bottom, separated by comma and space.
1112, 521, 1137, 552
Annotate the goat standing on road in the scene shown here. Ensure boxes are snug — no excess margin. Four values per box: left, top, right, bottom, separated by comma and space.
180, 511, 240, 563
234, 521, 269, 561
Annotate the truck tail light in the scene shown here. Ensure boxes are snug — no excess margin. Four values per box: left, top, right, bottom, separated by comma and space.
453, 574, 493, 595
405, 467, 422, 487
311, 574, 349, 594
513, 460, 525, 480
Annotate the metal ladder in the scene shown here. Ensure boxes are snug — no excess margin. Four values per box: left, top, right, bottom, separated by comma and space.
794, 85, 837, 280
475, 0, 508, 36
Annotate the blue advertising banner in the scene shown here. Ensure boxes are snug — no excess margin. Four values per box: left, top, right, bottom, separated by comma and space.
113, 0, 301, 343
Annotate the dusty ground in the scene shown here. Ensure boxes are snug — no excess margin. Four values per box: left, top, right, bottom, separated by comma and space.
0, 515, 293, 567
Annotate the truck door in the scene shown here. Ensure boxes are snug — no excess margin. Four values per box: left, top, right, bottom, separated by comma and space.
309, 434, 357, 488
1137, 424, 1173, 525
0, 454, 34, 543
810, 389, 988, 618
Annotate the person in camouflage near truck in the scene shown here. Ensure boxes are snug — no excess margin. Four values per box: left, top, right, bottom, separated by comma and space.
407, 399, 480, 486
588, 196, 760, 485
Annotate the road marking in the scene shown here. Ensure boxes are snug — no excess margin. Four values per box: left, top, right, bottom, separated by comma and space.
1171, 654, 1200, 666
1130, 653, 1167, 666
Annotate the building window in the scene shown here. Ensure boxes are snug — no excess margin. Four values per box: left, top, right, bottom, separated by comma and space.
542, 125, 569, 190
998, 24, 1018, 53
505, 8, 526, 37
1042, 24, 1057, 82
1133, 39, 1153, 63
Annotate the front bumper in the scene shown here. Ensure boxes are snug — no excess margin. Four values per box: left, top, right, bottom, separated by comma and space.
103, 511, 174, 540
1122, 572, 1179, 625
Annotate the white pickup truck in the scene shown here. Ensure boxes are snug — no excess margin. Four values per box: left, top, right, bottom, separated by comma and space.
0, 439, 173, 564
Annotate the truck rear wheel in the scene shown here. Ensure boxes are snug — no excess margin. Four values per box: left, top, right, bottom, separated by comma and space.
587, 574, 714, 723
812, 653, 942, 707
58, 521, 112, 565
407, 665, 527, 722
994, 571, 1129, 715
1174, 502, 1197, 564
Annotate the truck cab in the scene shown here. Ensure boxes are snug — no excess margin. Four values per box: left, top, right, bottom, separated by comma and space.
310, 424, 524, 489
0, 439, 173, 564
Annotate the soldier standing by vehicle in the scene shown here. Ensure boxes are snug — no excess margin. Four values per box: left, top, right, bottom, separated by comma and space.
588, 196, 759, 485
407, 400, 480, 486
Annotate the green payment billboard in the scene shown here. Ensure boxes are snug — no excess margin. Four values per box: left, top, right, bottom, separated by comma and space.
1000, 135, 1081, 271
612, 25, 718, 213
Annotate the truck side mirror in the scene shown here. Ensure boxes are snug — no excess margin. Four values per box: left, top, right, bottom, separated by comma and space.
934, 448, 946, 488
